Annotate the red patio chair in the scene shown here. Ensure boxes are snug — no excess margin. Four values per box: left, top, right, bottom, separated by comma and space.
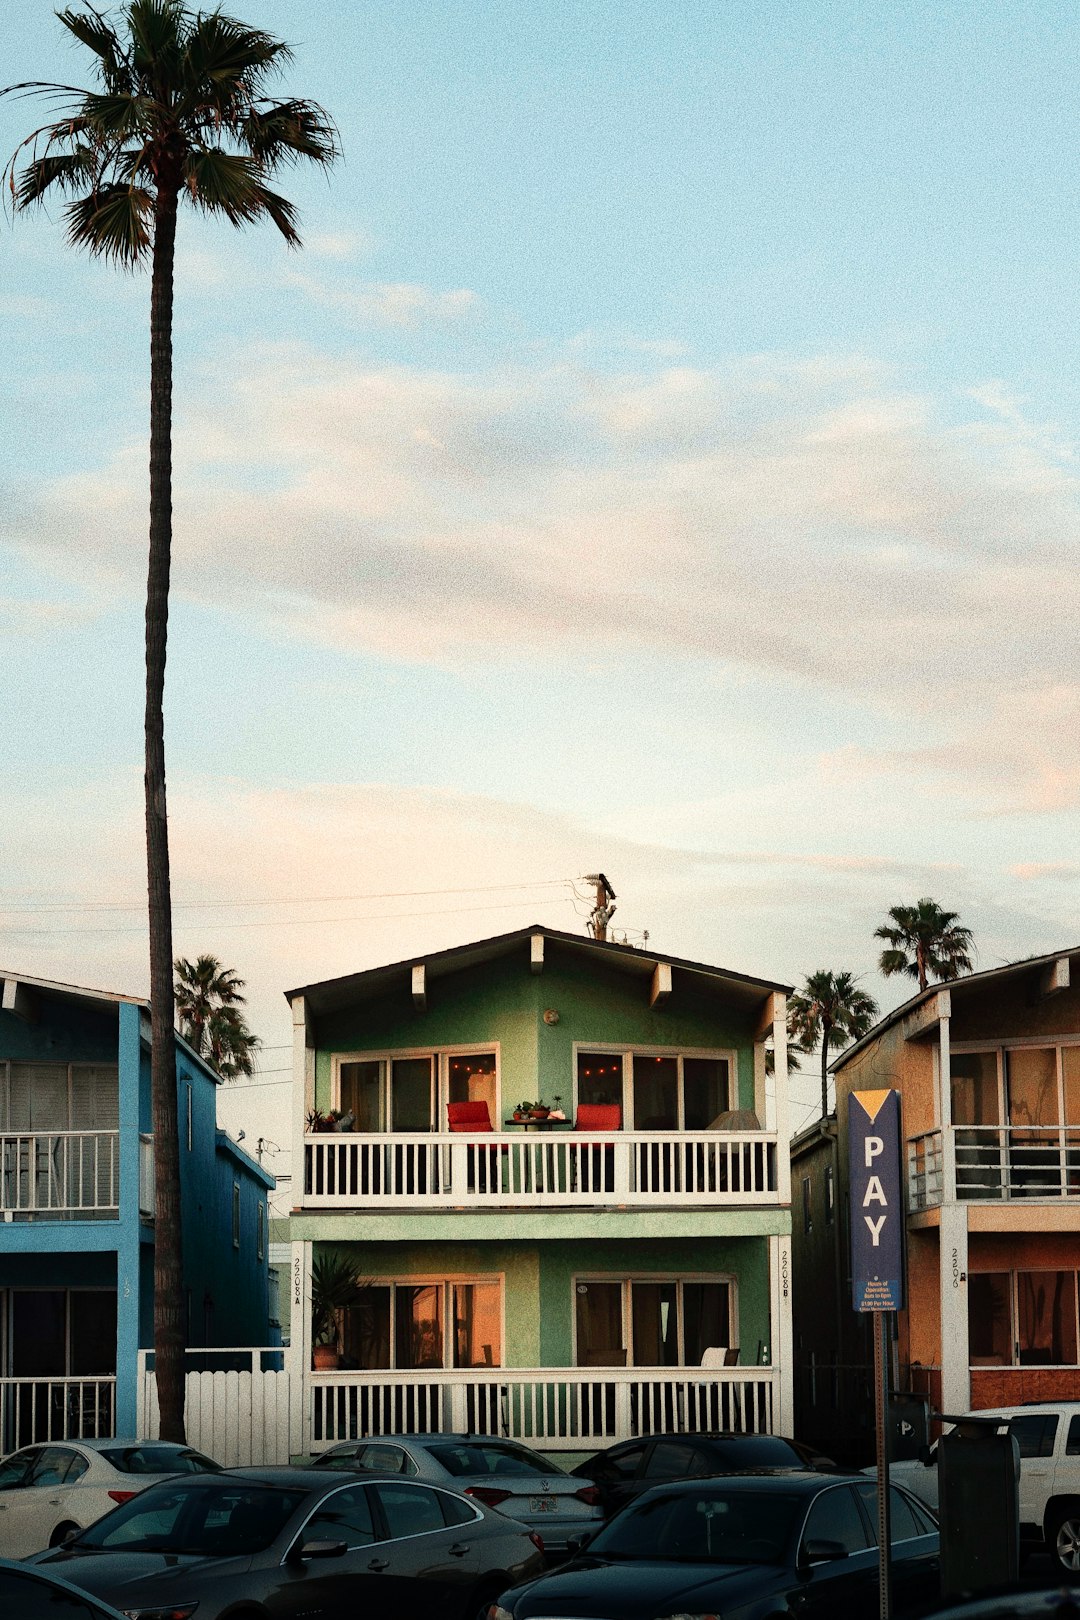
572, 1103, 621, 1192
446, 1100, 504, 1193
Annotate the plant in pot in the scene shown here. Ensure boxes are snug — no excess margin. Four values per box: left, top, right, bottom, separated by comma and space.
513, 1099, 550, 1121
311, 1253, 367, 1370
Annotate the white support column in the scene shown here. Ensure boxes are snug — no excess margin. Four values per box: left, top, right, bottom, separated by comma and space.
290, 1239, 313, 1460
938, 1012, 955, 1203
938, 1204, 969, 1414
768, 1232, 795, 1435
771, 995, 791, 1205
291, 995, 313, 1209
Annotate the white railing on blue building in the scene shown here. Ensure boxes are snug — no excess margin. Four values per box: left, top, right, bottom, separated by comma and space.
304, 1129, 779, 1209
0, 1377, 116, 1449
0, 1131, 120, 1219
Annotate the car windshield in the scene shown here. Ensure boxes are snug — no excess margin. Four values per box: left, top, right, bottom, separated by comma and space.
99, 1447, 220, 1476
74, 1480, 309, 1555
427, 1441, 567, 1477
709, 1437, 809, 1468
591, 1487, 802, 1565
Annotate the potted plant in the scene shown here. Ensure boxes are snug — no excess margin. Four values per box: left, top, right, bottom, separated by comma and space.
310, 1253, 367, 1369
513, 1099, 550, 1121
306, 1108, 333, 1134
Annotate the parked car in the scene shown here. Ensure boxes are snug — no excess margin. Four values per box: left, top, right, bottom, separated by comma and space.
310, 1432, 603, 1552
570, 1430, 837, 1517
0, 1438, 220, 1557
930, 1592, 1080, 1618
31, 1466, 546, 1620
0, 1556, 128, 1620
888, 1402, 1080, 1572
487, 1471, 939, 1620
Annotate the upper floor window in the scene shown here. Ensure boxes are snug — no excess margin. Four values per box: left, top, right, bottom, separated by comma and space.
575, 1048, 733, 1130
952, 1043, 1080, 1132
336, 1049, 498, 1133
0, 1062, 119, 1132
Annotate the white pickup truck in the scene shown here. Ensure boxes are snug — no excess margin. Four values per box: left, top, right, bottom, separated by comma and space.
886, 1402, 1080, 1574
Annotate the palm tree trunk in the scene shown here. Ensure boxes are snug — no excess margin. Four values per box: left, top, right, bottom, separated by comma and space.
147, 180, 185, 1444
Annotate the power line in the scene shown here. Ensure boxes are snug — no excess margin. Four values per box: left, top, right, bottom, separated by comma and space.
0, 878, 573, 917
1, 894, 576, 938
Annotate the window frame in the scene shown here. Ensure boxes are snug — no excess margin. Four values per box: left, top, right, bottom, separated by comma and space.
342, 1274, 505, 1371
572, 1042, 739, 1130
968, 1267, 1080, 1369
331, 1044, 502, 1133
571, 1272, 739, 1368
951, 1037, 1080, 1130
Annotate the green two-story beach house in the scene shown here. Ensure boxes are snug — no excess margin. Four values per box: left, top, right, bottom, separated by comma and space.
287, 925, 793, 1458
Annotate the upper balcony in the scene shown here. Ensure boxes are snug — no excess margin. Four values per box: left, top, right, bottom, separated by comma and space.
909, 1125, 1080, 1211
303, 1125, 780, 1211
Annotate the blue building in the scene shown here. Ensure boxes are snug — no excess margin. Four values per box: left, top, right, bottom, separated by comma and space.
0, 969, 276, 1448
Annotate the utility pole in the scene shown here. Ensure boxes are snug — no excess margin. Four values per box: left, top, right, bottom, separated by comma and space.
583, 873, 617, 941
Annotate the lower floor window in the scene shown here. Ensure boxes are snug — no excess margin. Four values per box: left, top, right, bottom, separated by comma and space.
4, 1288, 116, 1378
343, 1279, 502, 1370
969, 1269, 1079, 1367
574, 1277, 733, 1368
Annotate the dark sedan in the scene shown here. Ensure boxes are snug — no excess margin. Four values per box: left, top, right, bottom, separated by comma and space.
0, 1557, 128, 1620
30, 1466, 545, 1620
571, 1430, 836, 1516
488, 1471, 939, 1620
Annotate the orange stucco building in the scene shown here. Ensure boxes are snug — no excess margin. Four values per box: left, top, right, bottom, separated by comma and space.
792, 947, 1080, 1457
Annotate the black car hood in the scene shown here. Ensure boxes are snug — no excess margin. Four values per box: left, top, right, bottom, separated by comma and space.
508, 1557, 773, 1617
31, 1546, 254, 1600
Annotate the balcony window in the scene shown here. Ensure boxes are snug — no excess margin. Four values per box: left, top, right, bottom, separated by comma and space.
969, 1269, 1080, 1367
447, 1054, 496, 1121
340, 1061, 383, 1132
391, 1059, 434, 1132
1008, 1048, 1059, 1132
575, 1276, 733, 1367
575, 1049, 733, 1130
951, 1052, 999, 1127
0, 1062, 119, 1131
343, 1279, 502, 1370
333, 1049, 497, 1133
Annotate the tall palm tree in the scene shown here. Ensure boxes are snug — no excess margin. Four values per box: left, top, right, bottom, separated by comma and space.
175, 954, 258, 1077
4, 2, 336, 1441
788, 970, 879, 1121
875, 898, 975, 993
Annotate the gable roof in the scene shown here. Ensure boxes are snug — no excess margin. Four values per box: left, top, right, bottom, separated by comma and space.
286, 922, 790, 1017
831, 944, 1080, 1074
0, 968, 146, 1017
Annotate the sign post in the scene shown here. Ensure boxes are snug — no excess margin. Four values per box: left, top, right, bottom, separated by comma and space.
849, 1089, 904, 1620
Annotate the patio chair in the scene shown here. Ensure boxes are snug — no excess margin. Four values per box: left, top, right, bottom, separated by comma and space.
447, 1101, 504, 1193
571, 1103, 621, 1193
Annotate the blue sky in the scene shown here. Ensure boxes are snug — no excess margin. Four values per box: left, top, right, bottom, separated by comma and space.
3, 0, 1080, 1156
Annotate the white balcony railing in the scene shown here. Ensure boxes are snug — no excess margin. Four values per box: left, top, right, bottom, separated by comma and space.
0, 1131, 120, 1219
909, 1125, 1080, 1209
0, 1377, 116, 1450
303, 1129, 779, 1210
310, 1365, 777, 1452
139, 1132, 155, 1221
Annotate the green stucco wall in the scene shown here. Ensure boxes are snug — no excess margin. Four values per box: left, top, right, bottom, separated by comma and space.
312, 940, 761, 1117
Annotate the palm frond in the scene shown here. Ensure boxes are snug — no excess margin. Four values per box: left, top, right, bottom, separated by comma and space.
64, 181, 153, 264
243, 99, 339, 168
14, 145, 100, 208
127, 0, 187, 88
182, 11, 291, 92
56, 7, 131, 93
79, 90, 156, 139
183, 146, 299, 238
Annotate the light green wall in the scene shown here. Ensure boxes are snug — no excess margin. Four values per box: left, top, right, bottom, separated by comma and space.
312, 939, 761, 1116
312, 1235, 772, 1370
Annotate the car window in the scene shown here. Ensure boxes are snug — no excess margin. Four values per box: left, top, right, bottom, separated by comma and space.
1009, 1415, 1058, 1458
1069, 1417, 1080, 1457
77, 1481, 308, 1554
647, 1442, 709, 1480
99, 1446, 219, 1475
437, 1489, 479, 1527
0, 1568, 108, 1620
313, 1447, 363, 1471
31, 1449, 78, 1488
427, 1439, 560, 1477
357, 1444, 416, 1476
0, 1450, 37, 1490
800, 1485, 872, 1557
592, 1486, 802, 1564
852, 1481, 930, 1544
711, 1436, 809, 1468
590, 1442, 647, 1481
303, 1485, 377, 1547
375, 1482, 449, 1538
65, 1453, 90, 1484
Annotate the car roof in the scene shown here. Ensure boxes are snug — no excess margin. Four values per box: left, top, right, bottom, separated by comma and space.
637, 1470, 860, 1494
330, 1433, 527, 1445
4, 1438, 202, 1457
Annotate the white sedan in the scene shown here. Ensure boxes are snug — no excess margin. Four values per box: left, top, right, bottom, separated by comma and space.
0, 1439, 219, 1557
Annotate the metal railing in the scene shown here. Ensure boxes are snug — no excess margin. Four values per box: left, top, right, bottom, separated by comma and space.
908, 1125, 1080, 1207
309, 1365, 777, 1451
0, 1377, 116, 1450
303, 1129, 779, 1210
0, 1131, 120, 1219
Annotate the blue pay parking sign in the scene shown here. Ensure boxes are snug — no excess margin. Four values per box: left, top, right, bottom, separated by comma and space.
849, 1089, 904, 1312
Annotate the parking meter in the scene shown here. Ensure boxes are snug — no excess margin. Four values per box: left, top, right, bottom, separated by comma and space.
937, 1413, 1020, 1597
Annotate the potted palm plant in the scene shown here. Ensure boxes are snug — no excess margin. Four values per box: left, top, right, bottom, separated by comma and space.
310, 1254, 367, 1370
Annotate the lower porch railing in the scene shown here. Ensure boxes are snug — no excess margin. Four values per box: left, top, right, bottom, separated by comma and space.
310, 1366, 776, 1451
0, 1377, 116, 1451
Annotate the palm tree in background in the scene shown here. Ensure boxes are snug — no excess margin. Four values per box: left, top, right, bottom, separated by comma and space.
175, 954, 259, 1077
788, 969, 879, 1120
3, 1, 337, 1441
875, 898, 975, 993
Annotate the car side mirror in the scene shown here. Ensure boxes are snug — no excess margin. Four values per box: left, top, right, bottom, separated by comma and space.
289, 1538, 348, 1562
565, 1531, 594, 1555
802, 1538, 848, 1565
918, 1444, 935, 1467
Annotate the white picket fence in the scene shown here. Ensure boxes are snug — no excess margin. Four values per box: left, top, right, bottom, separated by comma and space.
137, 1350, 294, 1466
